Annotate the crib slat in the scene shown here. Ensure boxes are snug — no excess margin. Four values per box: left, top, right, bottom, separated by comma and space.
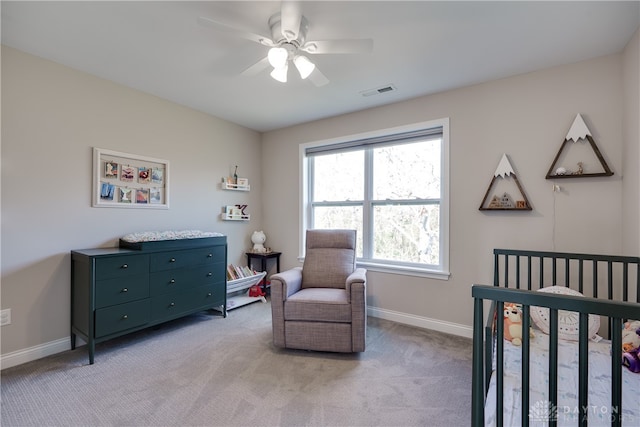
611, 317, 622, 427
593, 261, 598, 298
636, 265, 639, 303
549, 309, 558, 427
496, 301, 504, 427
552, 256, 557, 285
505, 255, 509, 288
622, 262, 628, 303
565, 258, 570, 287
608, 261, 613, 300
578, 313, 589, 427
471, 297, 484, 427
516, 255, 521, 289
579, 259, 584, 294
521, 305, 531, 427
527, 256, 532, 290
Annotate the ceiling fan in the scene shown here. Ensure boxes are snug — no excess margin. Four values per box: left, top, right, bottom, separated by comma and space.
198, 1, 373, 86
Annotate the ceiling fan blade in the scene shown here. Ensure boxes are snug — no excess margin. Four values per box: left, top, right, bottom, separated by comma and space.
280, 1, 302, 41
198, 16, 275, 47
307, 67, 329, 87
301, 39, 373, 55
240, 57, 271, 77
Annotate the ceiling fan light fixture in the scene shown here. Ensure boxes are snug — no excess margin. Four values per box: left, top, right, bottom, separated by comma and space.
267, 47, 288, 68
304, 42, 318, 53
270, 64, 288, 83
293, 55, 315, 79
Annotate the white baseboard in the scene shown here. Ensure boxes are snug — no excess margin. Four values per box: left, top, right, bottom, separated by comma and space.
1, 337, 70, 370
2, 310, 471, 369
368, 306, 473, 339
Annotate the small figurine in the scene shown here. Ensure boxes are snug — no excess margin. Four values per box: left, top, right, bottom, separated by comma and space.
251, 231, 267, 253
573, 162, 584, 175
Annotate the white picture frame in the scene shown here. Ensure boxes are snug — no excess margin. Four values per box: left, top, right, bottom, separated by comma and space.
93, 147, 169, 209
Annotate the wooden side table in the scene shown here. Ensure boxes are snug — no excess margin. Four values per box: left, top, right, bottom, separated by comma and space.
246, 251, 281, 274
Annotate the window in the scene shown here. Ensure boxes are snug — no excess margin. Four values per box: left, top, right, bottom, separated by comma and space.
301, 119, 449, 278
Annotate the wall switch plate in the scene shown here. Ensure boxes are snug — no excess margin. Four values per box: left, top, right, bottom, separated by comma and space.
0, 309, 11, 326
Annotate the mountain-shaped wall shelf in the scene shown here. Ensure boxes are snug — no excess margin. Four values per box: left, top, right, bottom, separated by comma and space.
479, 154, 532, 211
545, 114, 613, 179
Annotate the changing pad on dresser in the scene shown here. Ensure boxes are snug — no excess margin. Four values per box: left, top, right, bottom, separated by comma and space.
119, 230, 226, 251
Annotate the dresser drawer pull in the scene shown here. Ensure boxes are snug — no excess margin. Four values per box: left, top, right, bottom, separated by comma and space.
122, 314, 128, 319
169, 279, 176, 284
121, 288, 128, 293
169, 302, 175, 307
207, 272, 213, 277
121, 264, 128, 269
207, 253, 213, 258
207, 292, 212, 297
169, 258, 176, 263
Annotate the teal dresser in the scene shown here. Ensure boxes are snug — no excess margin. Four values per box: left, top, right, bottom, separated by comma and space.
71, 235, 227, 364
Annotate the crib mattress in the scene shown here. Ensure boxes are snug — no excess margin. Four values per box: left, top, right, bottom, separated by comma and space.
485, 334, 640, 426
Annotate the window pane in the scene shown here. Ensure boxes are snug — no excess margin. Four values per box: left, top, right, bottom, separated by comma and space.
373, 139, 441, 200
312, 205, 363, 257
372, 204, 439, 265
312, 151, 364, 202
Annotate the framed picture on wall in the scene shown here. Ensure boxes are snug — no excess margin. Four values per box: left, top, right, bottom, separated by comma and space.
93, 147, 170, 209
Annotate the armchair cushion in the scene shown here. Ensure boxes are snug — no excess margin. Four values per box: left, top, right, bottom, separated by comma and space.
302, 229, 356, 289
285, 288, 351, 323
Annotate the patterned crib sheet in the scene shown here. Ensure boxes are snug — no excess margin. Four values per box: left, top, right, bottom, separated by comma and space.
121, 230, 224, 243
485, 334, 640, 426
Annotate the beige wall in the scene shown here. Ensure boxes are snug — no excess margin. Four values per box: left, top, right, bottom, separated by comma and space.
623, 29, 640, 255
262, 53, 629, 331
1, 47, 262, 357
2, 37, 638, 364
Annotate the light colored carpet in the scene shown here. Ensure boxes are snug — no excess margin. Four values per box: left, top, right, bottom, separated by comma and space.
1, 300, 472, 427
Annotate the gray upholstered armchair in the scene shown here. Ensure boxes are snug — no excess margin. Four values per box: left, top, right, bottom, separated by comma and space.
270, 229, 367, 352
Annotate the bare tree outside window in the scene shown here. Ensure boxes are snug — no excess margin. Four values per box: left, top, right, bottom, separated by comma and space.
309, 131, 444, 270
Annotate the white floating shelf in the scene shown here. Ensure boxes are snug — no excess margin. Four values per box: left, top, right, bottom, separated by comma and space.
222, 182, 250, 191
220, 213, 250, 221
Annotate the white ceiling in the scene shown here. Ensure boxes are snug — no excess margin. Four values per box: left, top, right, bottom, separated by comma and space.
2, 1, 639, 132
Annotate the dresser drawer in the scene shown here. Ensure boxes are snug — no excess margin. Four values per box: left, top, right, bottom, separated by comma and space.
150, 284, 224, 321
95, 255, 149, 280
149, 246, 225, 272
95, 274, 149, 309
194, 283, 226, 308
95, 299, 150, 338
149, 264, 225, 296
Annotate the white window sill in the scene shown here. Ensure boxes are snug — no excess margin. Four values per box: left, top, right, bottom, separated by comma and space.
297, 257, 450, 280
357, 261, 450, 280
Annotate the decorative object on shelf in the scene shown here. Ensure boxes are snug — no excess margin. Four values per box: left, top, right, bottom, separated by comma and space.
93, 147, 169, 209
233, 165, 238, 184
251, 230, 267, 253
545, 114, 613, 179
479, 154, 532, 211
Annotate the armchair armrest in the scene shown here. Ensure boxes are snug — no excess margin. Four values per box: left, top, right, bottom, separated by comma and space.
346, 268, 367, 302
270, 267, 303, 301
346, 268, 367, 285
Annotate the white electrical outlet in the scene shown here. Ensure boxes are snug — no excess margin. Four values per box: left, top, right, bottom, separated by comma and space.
0, 309, 11, 326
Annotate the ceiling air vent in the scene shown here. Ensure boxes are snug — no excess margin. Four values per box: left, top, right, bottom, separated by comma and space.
360, 84, 397, 97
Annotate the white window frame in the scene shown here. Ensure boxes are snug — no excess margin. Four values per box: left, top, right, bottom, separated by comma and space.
299, 118, 450, 280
